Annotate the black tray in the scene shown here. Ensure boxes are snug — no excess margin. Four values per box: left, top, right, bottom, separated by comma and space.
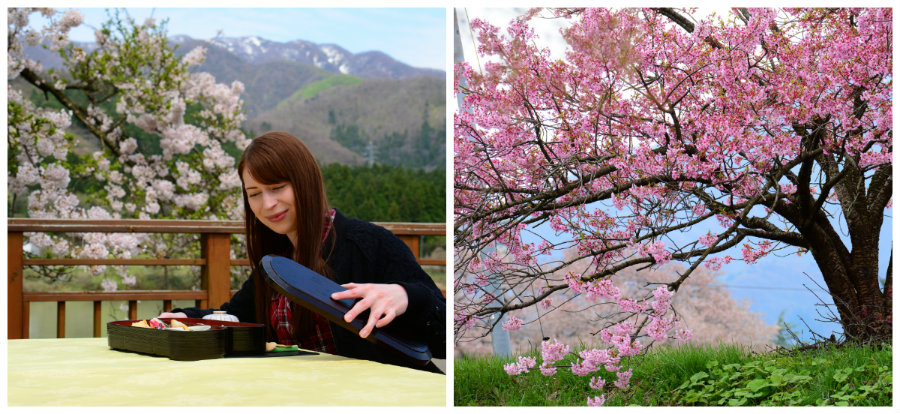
107, 318, 265, 361
260, 255, 432, 365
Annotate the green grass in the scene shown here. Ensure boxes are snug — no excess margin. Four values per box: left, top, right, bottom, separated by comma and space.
422, 266, 445, 292
455, 342, 892, 406
276, 74, 364, 108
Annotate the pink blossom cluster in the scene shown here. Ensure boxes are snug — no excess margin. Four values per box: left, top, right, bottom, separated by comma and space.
650, 285, 674, 315
741, 240, 773, 264
636, 241, 671, 264
600, 321, 643, 357
540, 338, 570, 364
587, 395, 606, 406
503, 355, 537, 375
698, 232, 718, 248
565, 274, 621, 302
501, 315, 523, 331
703, 256, 733, 271
589, 377, 606, 390
579, 348, 620, 372
675, 328, 693, 342
613, 369, 632, 389
454, 311, 477, 330
646, 315, 675, 342
539, 364, 557, 376
481, 293, 496, 304
616, 298, 647, 313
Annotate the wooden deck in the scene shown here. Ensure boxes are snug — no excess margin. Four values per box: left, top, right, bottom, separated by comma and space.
8, 218, 446, 339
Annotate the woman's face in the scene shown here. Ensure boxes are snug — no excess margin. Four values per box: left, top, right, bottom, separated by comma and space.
242, 170, 298, 246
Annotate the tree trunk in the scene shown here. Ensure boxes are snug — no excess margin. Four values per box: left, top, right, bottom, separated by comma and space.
778, 141, 892, 344
802, 214, 891, 343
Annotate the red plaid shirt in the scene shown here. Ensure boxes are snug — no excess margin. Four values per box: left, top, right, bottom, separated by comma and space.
270, 209, 337, 353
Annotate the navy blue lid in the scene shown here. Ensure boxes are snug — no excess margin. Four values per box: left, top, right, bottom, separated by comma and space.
260, 254, 432, 364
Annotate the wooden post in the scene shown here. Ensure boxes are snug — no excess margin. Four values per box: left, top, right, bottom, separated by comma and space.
57, 301, 66, 338
201, 233, 231, 310
128, 300, 137, 320
93, 301, 102, 337
8, 232, 24, 339
398, 235, 421, 262
23, 300, 30, 339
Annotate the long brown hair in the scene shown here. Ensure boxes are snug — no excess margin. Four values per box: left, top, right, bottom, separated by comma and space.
238, 131, 332, 341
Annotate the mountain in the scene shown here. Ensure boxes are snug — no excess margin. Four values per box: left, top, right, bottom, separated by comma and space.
24, 35, 444, 119
173, 35, 444, 80
245, 76, 445, 169
175, 38, 334, 117
19, 34, 446, 169
174, 35, 445, 118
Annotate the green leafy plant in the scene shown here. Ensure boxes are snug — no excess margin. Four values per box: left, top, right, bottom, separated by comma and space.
673, 346, 891, 406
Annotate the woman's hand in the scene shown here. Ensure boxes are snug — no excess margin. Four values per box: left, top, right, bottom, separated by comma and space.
158, 312, 187, 319
331, 283, 408, 339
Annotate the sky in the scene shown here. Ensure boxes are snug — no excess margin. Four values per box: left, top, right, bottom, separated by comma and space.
454, 8, 894, 343
29, 7, 447, 71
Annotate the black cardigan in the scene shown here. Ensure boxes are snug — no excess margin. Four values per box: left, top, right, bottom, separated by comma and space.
175, 210, 446, 370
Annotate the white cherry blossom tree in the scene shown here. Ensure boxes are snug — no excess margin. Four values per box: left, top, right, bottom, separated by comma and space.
8, 8, 249, 290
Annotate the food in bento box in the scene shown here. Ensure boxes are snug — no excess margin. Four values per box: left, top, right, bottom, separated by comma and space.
129, 318, 210, 331
131, 319, 167, 329
265, 342, 299, 352
131, 320, 151, 328
148, 318, 167, 329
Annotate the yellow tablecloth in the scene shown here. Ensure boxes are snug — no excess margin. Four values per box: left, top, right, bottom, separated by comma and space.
7, 338, 445, 406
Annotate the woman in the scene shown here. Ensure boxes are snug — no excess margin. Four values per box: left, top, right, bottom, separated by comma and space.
160, 131, 445, 371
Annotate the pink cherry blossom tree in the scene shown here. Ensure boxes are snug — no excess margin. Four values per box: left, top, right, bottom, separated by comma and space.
456, 252, 780, 357
8, 8, 248, 288
455, 6, 891, 355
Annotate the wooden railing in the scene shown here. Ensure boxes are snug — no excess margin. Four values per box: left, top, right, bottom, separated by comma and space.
7, 218, 446, 339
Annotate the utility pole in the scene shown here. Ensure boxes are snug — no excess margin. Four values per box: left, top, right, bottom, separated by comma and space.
456, 9, 511, 357
365, 140, 375, 167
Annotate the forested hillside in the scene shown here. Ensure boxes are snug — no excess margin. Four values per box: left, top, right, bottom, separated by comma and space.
322, 163, 444, 223
247, 76, 445, 169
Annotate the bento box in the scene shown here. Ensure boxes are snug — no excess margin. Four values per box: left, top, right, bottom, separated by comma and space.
107, 318, 265, 361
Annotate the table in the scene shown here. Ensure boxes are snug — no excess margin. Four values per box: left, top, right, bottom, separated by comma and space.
7, 338, 446, 406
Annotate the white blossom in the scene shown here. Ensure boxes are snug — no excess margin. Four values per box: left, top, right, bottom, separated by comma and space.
108, 171, 124, 185
151, 180, 176, 201
175, 161, 202, 189
94, 29, 108, 45
174, 193, 208, 211
24, 29, 41, 46
42, 164, 70, 189
167, 97, 186, 126
119, 137, 138, 155
100, 278, 117, 292
145, 201, 161, 214
182, 46, 206, 67
130, 164, 154, 187
122, 274, 137, 286
59, 9, 84, 29
231, 80, 244, 95
51, 239, 70, 256
218, 170, 241, 190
